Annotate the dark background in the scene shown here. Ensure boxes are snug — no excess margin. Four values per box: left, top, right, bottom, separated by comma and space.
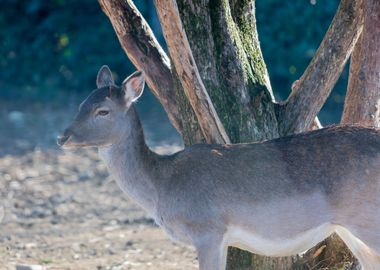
0, 0, 345, 143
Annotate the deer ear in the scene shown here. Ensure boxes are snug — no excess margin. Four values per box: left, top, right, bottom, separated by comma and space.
96, 65, 115, 88
121, 70, 145, 105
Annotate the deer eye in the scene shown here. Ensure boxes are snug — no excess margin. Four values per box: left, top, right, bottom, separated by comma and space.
96, 109, 109, 116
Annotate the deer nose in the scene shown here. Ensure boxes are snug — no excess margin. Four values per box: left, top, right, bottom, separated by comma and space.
57, 133, 70, 147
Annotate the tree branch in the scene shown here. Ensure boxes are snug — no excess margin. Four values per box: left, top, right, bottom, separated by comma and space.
280, 0, 364, 135
98, 0, 183, 134
341, 0, 380, 127
153, 0, 231, 144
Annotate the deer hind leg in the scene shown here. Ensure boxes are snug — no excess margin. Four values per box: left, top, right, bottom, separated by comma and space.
335, 226, 380, 270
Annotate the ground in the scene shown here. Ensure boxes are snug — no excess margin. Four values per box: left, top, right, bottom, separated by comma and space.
0, 102, 197, 269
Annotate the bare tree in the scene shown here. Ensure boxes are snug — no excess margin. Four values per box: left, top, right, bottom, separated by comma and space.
98, 0, 378, 268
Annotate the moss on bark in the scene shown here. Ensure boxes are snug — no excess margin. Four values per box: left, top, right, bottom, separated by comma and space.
177, 0, 278, 144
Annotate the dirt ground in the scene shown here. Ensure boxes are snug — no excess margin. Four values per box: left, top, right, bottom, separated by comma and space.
0, 103, 197, 269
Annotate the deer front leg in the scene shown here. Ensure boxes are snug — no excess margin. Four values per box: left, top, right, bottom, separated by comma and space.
194, 234, 227, 270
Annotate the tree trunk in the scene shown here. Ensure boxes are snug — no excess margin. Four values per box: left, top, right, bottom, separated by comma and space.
99, 0, 366, 269
175, 0, 279, 143
341, 0, 380, 127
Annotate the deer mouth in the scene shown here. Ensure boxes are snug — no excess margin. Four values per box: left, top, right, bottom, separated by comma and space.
57, 134, 82, 149
57, 134, 71, 147
57, 134, 98, 149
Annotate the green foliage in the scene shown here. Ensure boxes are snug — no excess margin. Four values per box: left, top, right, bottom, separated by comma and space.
0, 0, 147, 100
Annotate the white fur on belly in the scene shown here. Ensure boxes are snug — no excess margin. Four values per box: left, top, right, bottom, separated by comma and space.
225, 223, 335, 257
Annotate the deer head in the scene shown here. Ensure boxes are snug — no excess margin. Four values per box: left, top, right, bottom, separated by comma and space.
57, 66, 145, 148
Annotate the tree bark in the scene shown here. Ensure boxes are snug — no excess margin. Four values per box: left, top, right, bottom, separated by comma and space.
176, 0, 279, 143
154, 0, 231, 144
341, 0, 380, 127
280, 0, 364, 135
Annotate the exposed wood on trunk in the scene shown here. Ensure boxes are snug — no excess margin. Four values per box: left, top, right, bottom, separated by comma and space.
154, 0, 231, 144
280, 0, 364, 135
98, 0, 205, 144
341, 0, 380, 127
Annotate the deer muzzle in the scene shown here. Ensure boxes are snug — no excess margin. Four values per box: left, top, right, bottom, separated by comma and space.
57, 134, 71, 147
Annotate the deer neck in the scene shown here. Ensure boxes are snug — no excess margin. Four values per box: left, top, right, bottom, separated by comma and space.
98, 105, 158, 216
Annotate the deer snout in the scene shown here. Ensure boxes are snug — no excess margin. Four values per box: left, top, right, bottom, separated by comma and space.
57, 134, 70, 147
57, 129, 73, 147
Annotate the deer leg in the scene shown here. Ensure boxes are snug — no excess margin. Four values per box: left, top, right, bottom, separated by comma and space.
194, 233, 227, 270
335, 226, 380, 270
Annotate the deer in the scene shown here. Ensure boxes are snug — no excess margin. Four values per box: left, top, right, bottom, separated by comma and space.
58, 65, 380, 270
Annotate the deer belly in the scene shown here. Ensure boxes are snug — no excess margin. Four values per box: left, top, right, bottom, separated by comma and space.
225, 223, 335, 257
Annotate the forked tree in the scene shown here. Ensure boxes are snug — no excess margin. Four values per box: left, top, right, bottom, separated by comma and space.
97, 0, 379, 269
